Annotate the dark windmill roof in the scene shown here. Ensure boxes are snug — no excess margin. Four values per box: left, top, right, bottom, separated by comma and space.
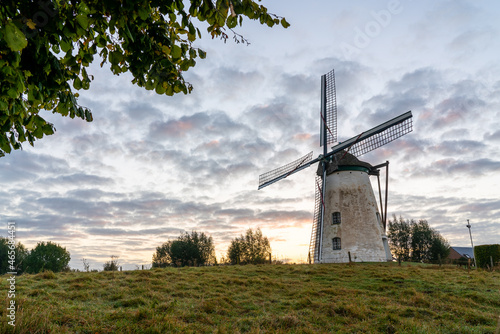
317, 151, 373, 176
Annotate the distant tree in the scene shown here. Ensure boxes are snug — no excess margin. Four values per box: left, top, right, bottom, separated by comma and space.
25, 241, 70, 273
387, 216, 412, 261
0, 237, 29, 274
82, 258, 90, 272
103, 255, 119, 271
227, 228, 271, 265
388, 216, 449, 263
152, 231, 216, 267
429, 233, 450, 263
410, 220, 433, 262
152, 243, 171, 268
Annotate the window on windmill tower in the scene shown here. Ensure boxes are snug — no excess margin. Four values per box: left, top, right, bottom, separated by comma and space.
332, 237, 341, 250
332, 212, 341, 224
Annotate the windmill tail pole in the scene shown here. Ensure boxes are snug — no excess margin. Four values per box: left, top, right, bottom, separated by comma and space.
372, 161, 390, 230
376, 173, 384, 228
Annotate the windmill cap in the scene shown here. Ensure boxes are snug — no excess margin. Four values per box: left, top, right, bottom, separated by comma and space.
316, 151, 373, 176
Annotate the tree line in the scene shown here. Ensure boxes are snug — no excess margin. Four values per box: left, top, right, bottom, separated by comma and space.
152, 228, 271, 268
387, 215, 450, 263
0, 239, 70, 274
0, 228, 272, 274
1, 219, 452, 274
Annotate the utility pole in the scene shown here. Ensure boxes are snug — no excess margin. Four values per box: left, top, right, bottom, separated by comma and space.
466, 219, 476, 267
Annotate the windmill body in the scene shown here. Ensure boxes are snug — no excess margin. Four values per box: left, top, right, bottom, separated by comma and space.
258, 69, 412, 264
315, 152, 391, 263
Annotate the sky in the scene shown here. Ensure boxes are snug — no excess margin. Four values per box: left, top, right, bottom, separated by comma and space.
1, 0, 500, 270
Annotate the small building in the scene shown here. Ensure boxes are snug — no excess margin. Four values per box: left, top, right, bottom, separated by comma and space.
448, 246, 474, 260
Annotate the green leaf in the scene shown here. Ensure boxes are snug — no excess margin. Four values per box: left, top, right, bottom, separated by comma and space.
60, 39, 72, 53
76, 15, 89, 30
145, 80, 155, 91
155, 84, 165, 95
0, 100, 8, 111
281, 18, 290, 29
42, 124, 55, 135
266, 17, 274, 27
78, 2, 91, 15
96, 35, 107, 47
33, 127, 44, 139
138, 7, 150, 20
227, 15, 237, 29
15, 123, 26, 142
73, 77, 82, 90
0, 134, 12, 154
3, 21, 28, 52
198, 49, 206, 59
124, 24, 134, 42
85, 109, 93, 122
33, 115, 46, 128
7, 87, 19, 99
171, 45, 182, 59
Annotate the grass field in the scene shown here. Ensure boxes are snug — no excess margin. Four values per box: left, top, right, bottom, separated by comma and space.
1, 263, 499, 333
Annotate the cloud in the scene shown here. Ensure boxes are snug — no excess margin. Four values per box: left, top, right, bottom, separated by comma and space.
86, 227, 183, 236
484, 130, 500, 142
427, 140, 485, 156
411, 158, 500, 178
149, 112, 210, 140
0, 152, 69, 184
38, 173, 115, 187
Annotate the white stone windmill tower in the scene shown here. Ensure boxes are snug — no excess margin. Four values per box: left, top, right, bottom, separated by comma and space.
258, 69, 413, 263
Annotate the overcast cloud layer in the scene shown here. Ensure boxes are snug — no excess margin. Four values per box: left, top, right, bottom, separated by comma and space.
1, 0, 499, 270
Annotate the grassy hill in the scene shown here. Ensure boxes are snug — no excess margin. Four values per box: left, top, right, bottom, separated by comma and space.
1, 263, 499, 333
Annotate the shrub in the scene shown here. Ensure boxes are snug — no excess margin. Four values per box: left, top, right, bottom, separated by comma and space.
103, 255, 120, 271
474, 244, 500, 269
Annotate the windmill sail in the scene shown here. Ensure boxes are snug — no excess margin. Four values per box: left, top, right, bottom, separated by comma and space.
258, 151, 314, 190
320, 69, 337, 147
308, 175, 324, 262
327, 111, 413, 160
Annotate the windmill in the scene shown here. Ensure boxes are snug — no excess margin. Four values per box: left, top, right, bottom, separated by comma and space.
258, 69, 413, 263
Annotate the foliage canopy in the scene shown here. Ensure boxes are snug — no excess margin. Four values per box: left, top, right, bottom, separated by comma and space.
152, 231, 216, 267
388, 215, 450, 263
0, 236, 28, 274
0, 0, 288, 156
24, 241, 71, 273
227, 228, 270, 265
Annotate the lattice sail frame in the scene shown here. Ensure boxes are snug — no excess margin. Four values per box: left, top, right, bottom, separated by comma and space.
348, 115, 413, 157
258, 151, 313, 189
320, 69, 337, 147
309, 175, 323, 262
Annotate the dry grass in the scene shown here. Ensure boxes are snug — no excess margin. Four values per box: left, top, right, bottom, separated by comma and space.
1, 263, 499, 333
